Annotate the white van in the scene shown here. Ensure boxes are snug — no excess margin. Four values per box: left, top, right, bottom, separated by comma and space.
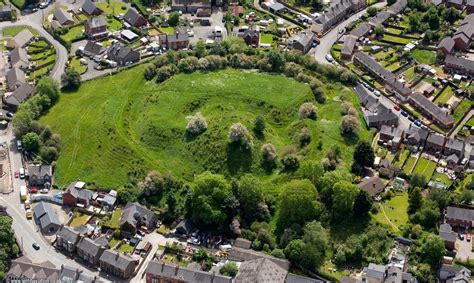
17, 140, 22, 151
19, 168, 25, 179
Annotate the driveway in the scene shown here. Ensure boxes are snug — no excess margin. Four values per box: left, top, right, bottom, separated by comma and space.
456, 235, 473, 261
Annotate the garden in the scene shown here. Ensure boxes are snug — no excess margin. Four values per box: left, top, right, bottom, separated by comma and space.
97, 1, 128, 16
372, 192, 409, 232
412, 157, 437, 181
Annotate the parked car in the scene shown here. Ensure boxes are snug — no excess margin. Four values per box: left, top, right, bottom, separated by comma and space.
14, 171, 19, 178
467, 232, 471, 242
6, 112, 13, 118
32, 243, 40, 250
458, 233, 465, 240
40, 188, 48, 194
414, 120, 421, 127
394, 105, 400, 111
373, 90, 381, 97
401, 111, 408, 117
408, 116, 415, 122
325, 54, 334, 63
29, 188, 38, 194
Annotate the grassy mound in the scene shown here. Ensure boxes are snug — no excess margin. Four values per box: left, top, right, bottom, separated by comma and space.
41, 66, 369, 188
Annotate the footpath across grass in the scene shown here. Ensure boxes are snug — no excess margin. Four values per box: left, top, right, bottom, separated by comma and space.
372, 192, 409, 232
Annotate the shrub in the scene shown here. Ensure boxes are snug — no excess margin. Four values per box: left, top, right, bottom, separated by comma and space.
261, 143, 277, 164
281, 153, 299, 171
220, 262, 238, 277
156, 64, 178, 83
186, 112, 208, 135
283, 62, 302, 78
299, 102, 317, 120
229, 123, 253, 149
340, 115, 360, 136
178, 56, 199, 73
341, 102, 357, 116
253, 116, 265, 133
144, 64, 156, 80
299, 127, 311, 146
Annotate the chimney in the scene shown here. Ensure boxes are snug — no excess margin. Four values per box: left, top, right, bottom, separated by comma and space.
176, 31, 179, 39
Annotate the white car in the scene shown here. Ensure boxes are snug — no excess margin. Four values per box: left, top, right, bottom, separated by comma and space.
325, 54, 334, 62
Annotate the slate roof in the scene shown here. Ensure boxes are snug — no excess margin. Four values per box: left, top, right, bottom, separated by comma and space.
76, 236, 104, 256
446, 206, 474, 222
10, 47, 29, 68
439, 264, 471, 282
285, 273, 322, 283
357, 176, 385, 196
159, 30, 189, 43
120, 202, 157, 228
123, 8, 144, 26
235, 258, 287, 283
107, 42, 139, 62
5, 83, 35, 106
33, 202, 56, 221
57, 225, 80, 244
439, 223, 456, 243
83, 40, 105, 56
354, 52, 395, 81
65, 181, 94, 201
427, 132, 445, 146
364, 263, 385, 281
369, 10, 392, 26
9, 29, 34, 48
385, 77, 412, 96
86, 16, 107, 29
341, 35, 357, 57
7, 257, 59, 280
6, 67, 26, 88
406, 126, 429, 144
388, 0, 407, 14
445, 55, 474, 75
27, 164, 52, 178
39, 210, 61, 229
289, 30, 313, 49
350, 22, 371, 38
53, 9, 73, 25
99, 249, 136, 271
410, 93, 454, 126
445, 138, 464, 153
81, 0, 102, 15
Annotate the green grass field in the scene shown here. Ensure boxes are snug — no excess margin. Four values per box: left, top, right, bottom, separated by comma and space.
431, 172, 452, 187
41, 67, 369, 188
434, 86, 453, 105
61, 25, 84, 43
403, 156, 417, 174
372, 192, 409, 232
2, 26, 37, 37
381, 34, 412, 45
453, 99, 473, 124
97, 1, 128, 16
413, 157, 436, 180
70, 213, 90, 227
106, 17, 123, 32
410, 49, 437, 65
393, 149, 409, 167
69, 57, 88, 74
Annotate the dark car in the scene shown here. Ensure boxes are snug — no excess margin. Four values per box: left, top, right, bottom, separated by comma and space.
6, 112, 13, 118
414, 120, 421, 127
401, 110, 408, 117
408, 116, 415, 122
32, 243, 40, 250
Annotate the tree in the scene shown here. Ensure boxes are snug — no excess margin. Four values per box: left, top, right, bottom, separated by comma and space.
253, 115, 265, 133
353, 190, 373, 216
340, 115, 360, 136
418, 234, 445, 267
367, 6, 378, 17
427, 187, 452, 211
299, 127, 311, 146
284, 239, 305, 263
228, 123, 253, 149
408, 187, 423, 214
387, 0, 396, 5
299, 102, 317, 120
460, 189, 474, 205
261, 143, 277, 165
220, 262, 238, 277
410, 200, 440, 229
144, 64, 157, 80
297, 160, 324, 185
281, 153, 300, 171
332, 181, 359, 219
168, 12, 180, 26
374, 24, 385, 37
61, 69, 81, 89
37, 77, 59, 102
236, 175, 265, 222
22, 132, 40, 152
186, 112, 208, 135
410, 174, 426, 189
39, 146, 59, 163
194, 40, 207, 58
353, 141, 375, 168
266, 49, 285, 72
139, 171, 164, 196
278, 179, 320, 231
190, 172, 238, 228
116, 184, 140, 203
0, 215, 18, 280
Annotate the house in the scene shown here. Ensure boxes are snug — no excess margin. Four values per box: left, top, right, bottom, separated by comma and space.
444, 55, 474, 77
6, 257, 60, 282
438, 223, 456, 250
99, 249, 138, 279
56, 226, 81, 253
446, 0, 463, 8
10, 47, 29, 70
4, 83, 36, 110
229, 246, 290, 270
353, 52, 395, 82
6, 67, 26, 91
405, 125, 429, 146
379, 125, 404, 147
53, 9, 74, 26
27, 164, 52, 188
7, 29, 34, 49
445, 206, 474, 228
107, 42, 140, 65
62, 181, 94, 207
439, 264, 471, 283
85, 16, 108, 40
240, 27, 260, 47
159, 30, 189, 51
82, 40, 106, 57
120, 202, 158, 236
437, 36, 455, 57
123, 8, 147, 27
171, 0, 211, 14
387, 0, 407, 14
145, 260, 233, 283
81, 0, 103, 16
288, 30, 314, 54
59, 265, 96, 283
409, 93, 454, 129
350, 22, 371, 38
358, 263, 417, 283
467, 0, 474, 13
357, 176, 385, 197
443, 138, 464, 159
385, 77, 412, 101
96, 190, 117, 210
121, 29, 139, 41
235, 237, 252, 249
33, 202, 61, 234
0, 5, 12, 21
363, 106, 399, 130
311, 0, 366, 34
368, 10, 392, 26
341, 35, 357, 59
235, 258, 287, 283
425, 133, 446, 154
175, 219, 195, 237
76, 236, 106, 266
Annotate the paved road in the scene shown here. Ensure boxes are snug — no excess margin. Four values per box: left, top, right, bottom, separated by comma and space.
312, 2, 387, 64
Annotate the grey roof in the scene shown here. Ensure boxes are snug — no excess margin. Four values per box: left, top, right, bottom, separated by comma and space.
5, 83, 35, 106
406, 126, 429, 144
123, 8, 144, 26
121, 29, 139, 41
86, 16, 107, 29
439, 264, 471, 282
39, 209, 61, 229
83, 40, 105, 56
369, 10, 392, 26
7, 257, 60, 280
65, 181, 94, 201
99, 249, 136, 271
410, 93, 454, 126
445, 138, 464, 152
445, 55, 474, 75
81, 0, 102, 15
235, 258, 288, 283
285, 273, 322, 283
10, 47, 29, 68
289, 30, 313, 48
102, 194, 116, 207
386, 77, 411, 96
120, 202, 157, 228
234, 238, 252, 249
269, 2, 285, 11
107, 42, 139, 62
427, 132, 445, 146
341, 35, 357, 56
6, 67, 26, 88
160, 30, 189, 43
357, 176, 385, 196
76, 236, 104, 256
388, 0, 407, 14
57, 226, 80, 244
350, 22, 371, 38
446, 206, 474, 222
354, 83, 377, 108
354, 52, 395, 81
9, 29, 34, 48
53, 9, 73, 25
229, 247, 290, 270
33, 201, 55, 220
28, 164, 52, 178
439, 223, 457, 243
364, 263, 385, 280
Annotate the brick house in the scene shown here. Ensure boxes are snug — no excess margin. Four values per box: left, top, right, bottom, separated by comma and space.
445, 206, 474, 228
62, 181, 94, 207
85, 16, 108, 40
76, 237, 106, 266
27, 164, 52, 188
55, 226, 80, 254
99, 250, 137, 279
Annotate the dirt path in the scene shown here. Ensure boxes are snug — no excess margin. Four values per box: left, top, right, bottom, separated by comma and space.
378, 203, 399, 231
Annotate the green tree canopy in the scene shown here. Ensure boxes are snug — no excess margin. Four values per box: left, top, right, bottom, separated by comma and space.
22, 132, 41, 152
37, 77, 60, 102
332, 181, 359, 219
353, 141, 375, 169
408, 187, 423, 214
418, 234, 445, 267
235, 174, 265, 222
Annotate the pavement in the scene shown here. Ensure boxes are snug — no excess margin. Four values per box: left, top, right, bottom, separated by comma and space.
312, 2, 387, 64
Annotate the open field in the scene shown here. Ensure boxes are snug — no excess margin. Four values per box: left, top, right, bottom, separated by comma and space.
413, 157, 436, 180
372, 192, 409, 232
97, 1, 128, 16
410, 49, 436, 65
2, 26, 38, 37
434, 86, 453, 105
41, 67, 369, 187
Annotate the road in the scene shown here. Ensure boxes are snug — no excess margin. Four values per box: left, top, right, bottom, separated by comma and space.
312, 2, 387, 64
